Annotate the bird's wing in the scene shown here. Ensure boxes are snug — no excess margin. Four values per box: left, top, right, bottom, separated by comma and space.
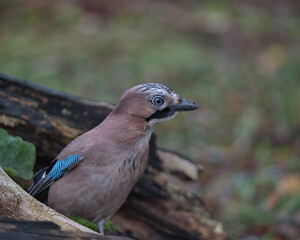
28, 154, 84, 197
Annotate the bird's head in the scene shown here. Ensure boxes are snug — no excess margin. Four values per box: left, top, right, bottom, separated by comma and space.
113, 83, 199, 127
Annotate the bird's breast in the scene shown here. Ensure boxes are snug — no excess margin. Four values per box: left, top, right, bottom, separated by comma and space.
118, 136, 150, 180
48, 132, 151, 222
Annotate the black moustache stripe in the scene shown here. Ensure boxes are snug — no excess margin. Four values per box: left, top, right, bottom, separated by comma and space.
146, 107, 175, 122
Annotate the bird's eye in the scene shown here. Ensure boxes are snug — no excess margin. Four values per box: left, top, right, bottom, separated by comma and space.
152, 96, 165, 106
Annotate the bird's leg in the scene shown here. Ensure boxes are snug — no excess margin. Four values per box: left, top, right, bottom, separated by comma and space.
97, 219, 105, 235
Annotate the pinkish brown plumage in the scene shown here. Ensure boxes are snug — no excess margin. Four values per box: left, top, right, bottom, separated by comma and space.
28, 83, 199, 234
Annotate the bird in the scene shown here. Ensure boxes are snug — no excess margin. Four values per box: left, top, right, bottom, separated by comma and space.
28, 83, 199, 234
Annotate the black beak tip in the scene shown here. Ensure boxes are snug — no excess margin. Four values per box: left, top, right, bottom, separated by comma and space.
191, 101, 200, 109
189, 103, 200, 111
169, 99, 200, 111
184, 99, 200, 111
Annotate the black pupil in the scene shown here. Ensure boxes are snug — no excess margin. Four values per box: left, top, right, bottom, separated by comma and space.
155, 98, 162, 105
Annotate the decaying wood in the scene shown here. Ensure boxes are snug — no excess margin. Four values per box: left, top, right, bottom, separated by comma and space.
0, 166, 94, 232
0, 216, 132, 240
0, 73, 227, 240
0, 167, 132, 240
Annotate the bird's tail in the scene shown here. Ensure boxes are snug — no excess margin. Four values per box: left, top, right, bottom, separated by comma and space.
28, 155, 84, 197
27, 167, 51, 197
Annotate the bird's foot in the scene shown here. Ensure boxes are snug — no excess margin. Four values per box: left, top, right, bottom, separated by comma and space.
97, 219, 105, 235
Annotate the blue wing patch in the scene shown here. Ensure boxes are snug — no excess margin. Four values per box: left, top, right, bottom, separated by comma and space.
28, 154, 84, 197
48, 154, 83, 180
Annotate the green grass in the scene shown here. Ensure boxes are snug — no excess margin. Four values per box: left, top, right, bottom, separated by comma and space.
70, 216, 118, 232
70, 216, 98, 232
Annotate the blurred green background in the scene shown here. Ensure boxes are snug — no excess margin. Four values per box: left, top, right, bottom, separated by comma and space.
1, 0, 300, 239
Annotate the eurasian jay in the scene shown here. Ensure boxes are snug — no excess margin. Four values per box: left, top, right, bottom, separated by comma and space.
28, 83, 199, 234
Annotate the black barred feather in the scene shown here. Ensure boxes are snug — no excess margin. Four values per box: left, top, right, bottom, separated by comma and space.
28, 155, 83, 197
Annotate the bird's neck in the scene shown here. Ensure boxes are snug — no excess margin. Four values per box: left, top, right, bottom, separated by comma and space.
96, 112, 153, 175
96, 112, 154, 147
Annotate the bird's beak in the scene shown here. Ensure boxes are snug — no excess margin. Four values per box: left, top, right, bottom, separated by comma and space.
169, 98, 199, 112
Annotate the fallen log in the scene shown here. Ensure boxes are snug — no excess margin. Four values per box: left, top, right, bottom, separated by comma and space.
0, 215, 133, 240
0, 73, 226, 240
0, 167, 131, 240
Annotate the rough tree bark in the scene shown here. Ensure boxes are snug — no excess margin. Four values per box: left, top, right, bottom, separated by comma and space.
0, 73, 227, 240
0, 167, 131, 240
